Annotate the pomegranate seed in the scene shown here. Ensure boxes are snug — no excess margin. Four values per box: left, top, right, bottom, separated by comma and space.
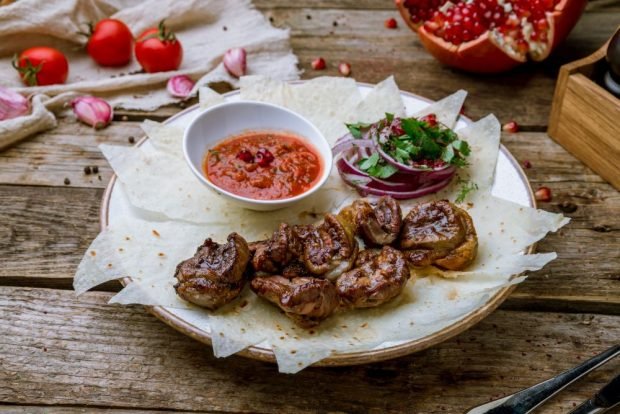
255, 148, 275, 167
535, 186, 552, 202
236, 149, 254, 163
421, 113, 438, 126
311, 57, 326, 70
523, 160, 532, 169
338, 62, 351, 77
384, 18, 398, 29
502, 121, 519, 133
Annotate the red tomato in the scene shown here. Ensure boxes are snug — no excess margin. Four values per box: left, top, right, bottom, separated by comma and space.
134, 20, 183, 73
86, 19, 133, 67
13, 47, 69, 86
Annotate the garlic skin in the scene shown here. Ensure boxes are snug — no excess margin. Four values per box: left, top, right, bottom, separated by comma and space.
167, 75, 195, 98
0, 87, 30, 121
223, 47, 247, 78
71, 96, 113, 129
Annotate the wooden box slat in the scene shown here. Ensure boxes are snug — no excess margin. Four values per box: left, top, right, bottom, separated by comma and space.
548, 36, 620, 190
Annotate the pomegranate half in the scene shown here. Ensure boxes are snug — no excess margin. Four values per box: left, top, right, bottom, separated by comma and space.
396, 0, 587, 73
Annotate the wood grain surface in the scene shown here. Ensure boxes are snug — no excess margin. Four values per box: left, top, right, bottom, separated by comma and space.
0, 287, 618, 414
1, 0, 619, 413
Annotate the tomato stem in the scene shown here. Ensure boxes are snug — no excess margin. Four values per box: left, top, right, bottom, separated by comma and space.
12, 56, 42, 87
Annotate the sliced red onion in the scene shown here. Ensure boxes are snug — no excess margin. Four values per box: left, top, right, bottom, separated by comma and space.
340, 170, 452, 200
331, 138, 374, 157
374, 138, 453, 176
337, 157, 421, 192
332, 129, 458, 200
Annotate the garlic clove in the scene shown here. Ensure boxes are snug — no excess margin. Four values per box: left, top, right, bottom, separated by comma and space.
223, 47, 247, 78
71, 96, 113, 129
167, 75, 195, 98
0, 86, 30, 121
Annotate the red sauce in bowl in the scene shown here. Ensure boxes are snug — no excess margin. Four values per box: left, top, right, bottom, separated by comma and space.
203, 131, 323, 200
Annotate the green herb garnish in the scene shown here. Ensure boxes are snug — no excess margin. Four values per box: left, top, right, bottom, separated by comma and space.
455, 177, 478, 203
357, 153, 398, 178
345, 121, 372, 139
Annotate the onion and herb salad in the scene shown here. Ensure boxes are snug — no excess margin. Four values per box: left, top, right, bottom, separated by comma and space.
333, 113, 473, 200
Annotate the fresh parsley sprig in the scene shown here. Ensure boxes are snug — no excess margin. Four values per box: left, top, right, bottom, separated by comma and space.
352, 113, 471, 179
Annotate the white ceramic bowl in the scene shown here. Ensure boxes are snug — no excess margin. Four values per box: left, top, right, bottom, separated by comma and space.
183, 101, 333, 211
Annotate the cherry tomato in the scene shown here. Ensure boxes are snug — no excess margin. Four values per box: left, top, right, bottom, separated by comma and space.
13, 47, 69, 86
86, 19, 133, 67
134, 20, 183, 73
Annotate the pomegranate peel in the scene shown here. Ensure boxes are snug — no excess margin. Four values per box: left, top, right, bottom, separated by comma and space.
395, 0, 587, 73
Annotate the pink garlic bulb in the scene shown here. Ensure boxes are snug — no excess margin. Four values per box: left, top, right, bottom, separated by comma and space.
0, 87, 29, 121
71, 96, 113, 129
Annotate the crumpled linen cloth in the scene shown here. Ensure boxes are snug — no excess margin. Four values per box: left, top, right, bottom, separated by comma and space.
0, 0, 299, 149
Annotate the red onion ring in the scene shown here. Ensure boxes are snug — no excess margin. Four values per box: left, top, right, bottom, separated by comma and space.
332, 131, 458, 200
331, 138, 374, 157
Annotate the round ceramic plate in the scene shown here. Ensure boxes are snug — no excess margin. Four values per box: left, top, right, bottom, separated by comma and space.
101, 82, 535, 367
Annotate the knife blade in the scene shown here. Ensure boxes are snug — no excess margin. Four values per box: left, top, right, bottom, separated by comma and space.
568, 374, 620, 414
464, 344, 620, 414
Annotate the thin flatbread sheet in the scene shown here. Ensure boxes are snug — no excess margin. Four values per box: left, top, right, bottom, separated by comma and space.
75, 77, 568, 373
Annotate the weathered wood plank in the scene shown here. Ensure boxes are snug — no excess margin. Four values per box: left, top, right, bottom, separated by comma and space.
0, 407, 209, 414
0, 121, 140, 189
0, 287, 617, 413
0, 185, 117, 290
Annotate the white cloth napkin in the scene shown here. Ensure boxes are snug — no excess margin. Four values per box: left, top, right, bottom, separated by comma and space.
0, 0, 299, 149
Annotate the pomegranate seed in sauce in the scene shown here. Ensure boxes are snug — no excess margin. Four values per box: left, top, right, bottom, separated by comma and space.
236, 149, 254, 163
255, 148, 275, 167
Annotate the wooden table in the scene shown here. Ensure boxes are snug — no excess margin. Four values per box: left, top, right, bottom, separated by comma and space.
1, 1, 619, 413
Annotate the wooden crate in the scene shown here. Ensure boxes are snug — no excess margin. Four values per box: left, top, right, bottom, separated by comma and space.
548, 39, 620, 190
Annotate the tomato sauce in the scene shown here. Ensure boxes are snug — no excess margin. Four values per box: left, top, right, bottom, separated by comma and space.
203, 131, 323, 200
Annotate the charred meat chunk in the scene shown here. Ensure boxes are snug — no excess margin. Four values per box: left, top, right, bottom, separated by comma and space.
251, 275, 339, 328
336, 246, 410, 308
298, 214, 358, 280
249, 223, 303, 274
434, 206, 478, 270
399, 200, 477, 270
174, 233, 250, 310
338, 196, 402, 246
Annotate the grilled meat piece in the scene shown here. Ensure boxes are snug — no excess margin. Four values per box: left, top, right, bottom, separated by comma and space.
399, 200, 477, 270
338, 196, 402, 246
434, 206, 478, 270
174, 233, 250, 309
251, 275, 339, 328
336, 246, 409, 308
249, 240, 278, 274
298, 214, 358, 280
250, 223, 303, 274
281, 260, 311, 278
